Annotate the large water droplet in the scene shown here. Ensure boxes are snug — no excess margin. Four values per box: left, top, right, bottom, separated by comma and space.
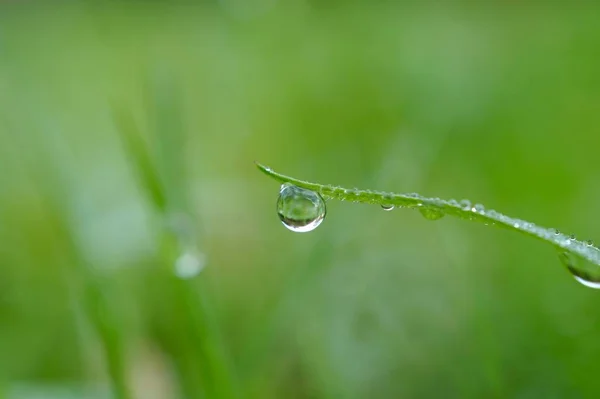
277, 184, 326, 232
419, 207, 445, 221
381, 204, 394, 211
558, 251, 600, 289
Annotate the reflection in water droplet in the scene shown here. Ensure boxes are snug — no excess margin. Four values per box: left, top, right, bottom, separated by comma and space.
419, 207, 445, 221
573, 276, 600, 289
558, 251, 600, 289
277, 184, 326, 232
381, 204, 394, 211
587, 240, 595, 247
554, 229, 561, 235
474, 204, 485, 213
175, 250, 206, 279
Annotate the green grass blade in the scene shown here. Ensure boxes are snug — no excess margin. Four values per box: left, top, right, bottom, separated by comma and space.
83, 277, 132, 399
112, 105, 168, 212
256, 162, 600, 268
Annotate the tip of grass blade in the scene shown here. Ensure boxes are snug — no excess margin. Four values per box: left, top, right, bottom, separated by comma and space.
255, 161, 272, 175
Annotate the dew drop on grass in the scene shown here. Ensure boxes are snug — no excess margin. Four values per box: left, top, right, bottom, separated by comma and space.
381, 204, 394, 211
419, 207, 445, 221
558, 251, 600, 289
460, 199, 471, 210
277, 184, 326, 232
175, 249, 206, 279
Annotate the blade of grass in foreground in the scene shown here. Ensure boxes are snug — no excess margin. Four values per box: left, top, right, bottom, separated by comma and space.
256, 162, 600, 286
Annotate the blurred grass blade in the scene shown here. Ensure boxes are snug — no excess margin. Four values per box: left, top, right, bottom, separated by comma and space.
112, 104, 167, 212
116, 78, 239, 398
84, 277, 132, 399
155, 229, 239, 399
7, 127, 133, 399
147, 75, 187, 212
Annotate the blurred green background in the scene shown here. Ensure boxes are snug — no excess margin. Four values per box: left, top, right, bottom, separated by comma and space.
1, 1, 600, 398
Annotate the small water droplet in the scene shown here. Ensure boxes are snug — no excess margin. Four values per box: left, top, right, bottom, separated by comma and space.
554, 229, 561, 235
586, 240, 594, 247
419, 207, 445, 221
381, 204, 394, 211
175, 250, 206, 279
460, 199, 471, 210
570, 234, 576, 240
474, 204, 485, 213
513, 222, 520, 228
277, 184, 326, 233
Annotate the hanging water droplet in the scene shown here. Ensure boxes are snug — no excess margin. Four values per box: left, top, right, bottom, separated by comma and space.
381, 204, 394, 211
277, 184, 326, 233
558, 251, 600, 289
419, 207, 445, 221
174, 249, 206, 279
